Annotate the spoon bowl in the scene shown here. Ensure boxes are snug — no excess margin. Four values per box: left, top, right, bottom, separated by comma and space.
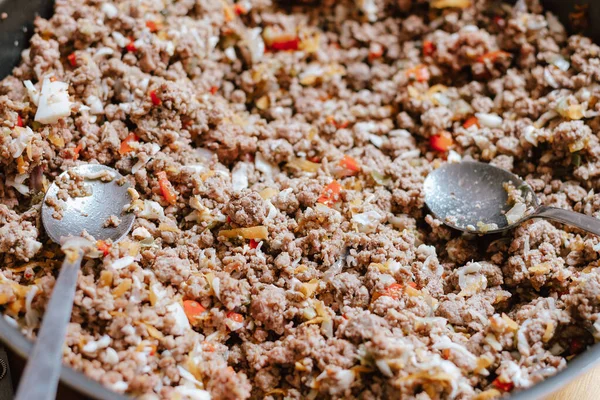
41, 164, 135, 244
424, 161, 600, 236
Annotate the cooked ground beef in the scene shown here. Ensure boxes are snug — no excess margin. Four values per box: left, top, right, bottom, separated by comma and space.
1, 0, 600, 399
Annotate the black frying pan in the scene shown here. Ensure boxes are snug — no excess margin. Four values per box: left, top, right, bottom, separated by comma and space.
1, 0, 600, 399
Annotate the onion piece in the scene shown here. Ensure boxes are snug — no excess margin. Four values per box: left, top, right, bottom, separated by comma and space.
474, 112, 503, 128
101, 3, 118, 19
166, 302, 191, 334
23, 80, 40, 105
231, 162, 250, 191
505, 202, 526, 225
287, 158, 320, 173
139, 200, 165, 220
34, 77, 72, 124
111, 256, 135, 270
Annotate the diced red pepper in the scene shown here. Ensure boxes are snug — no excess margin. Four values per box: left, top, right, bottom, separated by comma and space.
477, 50, 511, 63
233, 3, 247, 15
67, 53, 77, 67
493, 16, 505, 26
227, 311, 244, 323
249, 239, 259, 249
463, 116, 480, 129
382, 283, 404, 299
326, 116, 349, 129
307, 156, 321, 163
368, 43, 384, 62
317, 181, 342, 207
422, 40, 436, 57
156, 171, 177, 205
96, 240, 111, 257
119, 133, 139, 155
267, 36, 300, 52
406, 65, 430, 82
338, 155, 361, 175
569, 338, 585, 355
149, 90, 161, 106
73, 143, 83, 160
145, 20, 159, 32
429, 132, 454, 152
16, 115, 23, 127
183, 300, 206, 321
126, 38, 137, 52
210, 86, 218, 95
202, 341, 215, 352
492, 378, 514, 392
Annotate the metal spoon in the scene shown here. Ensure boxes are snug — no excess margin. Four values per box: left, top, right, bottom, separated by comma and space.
15, 164, 135, 400
424, 161, 600, 236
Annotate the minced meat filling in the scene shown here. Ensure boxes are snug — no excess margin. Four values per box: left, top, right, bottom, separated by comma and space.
1, 0, 600, 398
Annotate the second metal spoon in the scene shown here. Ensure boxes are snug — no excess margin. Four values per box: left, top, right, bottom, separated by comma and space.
15, 164, 135, 400
424, 161, 600, 236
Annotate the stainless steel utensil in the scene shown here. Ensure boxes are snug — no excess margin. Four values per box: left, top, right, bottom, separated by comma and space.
424, 161, 600, 236
14, 164, 135, 400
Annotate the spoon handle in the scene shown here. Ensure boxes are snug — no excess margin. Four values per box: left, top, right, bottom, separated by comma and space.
14, 250, 83, 400
535, 206, 600, 236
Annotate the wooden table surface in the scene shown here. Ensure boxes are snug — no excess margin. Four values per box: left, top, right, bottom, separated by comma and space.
545, 364, 600, 400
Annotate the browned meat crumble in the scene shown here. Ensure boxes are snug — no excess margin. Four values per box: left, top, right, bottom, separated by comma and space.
1, 0, 600, 399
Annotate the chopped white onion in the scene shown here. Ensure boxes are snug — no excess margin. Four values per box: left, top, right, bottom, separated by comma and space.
544, 67, 559, 88
24, 285, 39, 328
231, 162, 250, 191
94, 47, 114, 60
360, 0, 378, 22
432, 336, 477, 364
224, 47, 237, 61
112, 32, 128, 48
166, 302, 191, 334
457, 262, 487, 296
506, 202, 526, 225
397, 149, 421, 159
10, 126, 34, 158
474, 112, 503, 128
132, 227, 151, 240
85, 95, 104, 114
139, 200, 165, 220
447, 150, 461, 163
104, 347, 119, 365
212, 277, 221, 301
375, 359, 394, 377
34, 77, 72, 124
351, 210, 383, 233
23, 80, 40, 105
101, 3, 119, 19
111, 256, 135, 270
255, 152, 277, 179
246, 28, 265, 64
549, 54, 570, 71
369, 134, 384, 148
83, 335, 111, 354
177, 366, 204, 387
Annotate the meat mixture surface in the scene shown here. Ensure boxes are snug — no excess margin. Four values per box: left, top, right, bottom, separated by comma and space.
2, 0, 600, 398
